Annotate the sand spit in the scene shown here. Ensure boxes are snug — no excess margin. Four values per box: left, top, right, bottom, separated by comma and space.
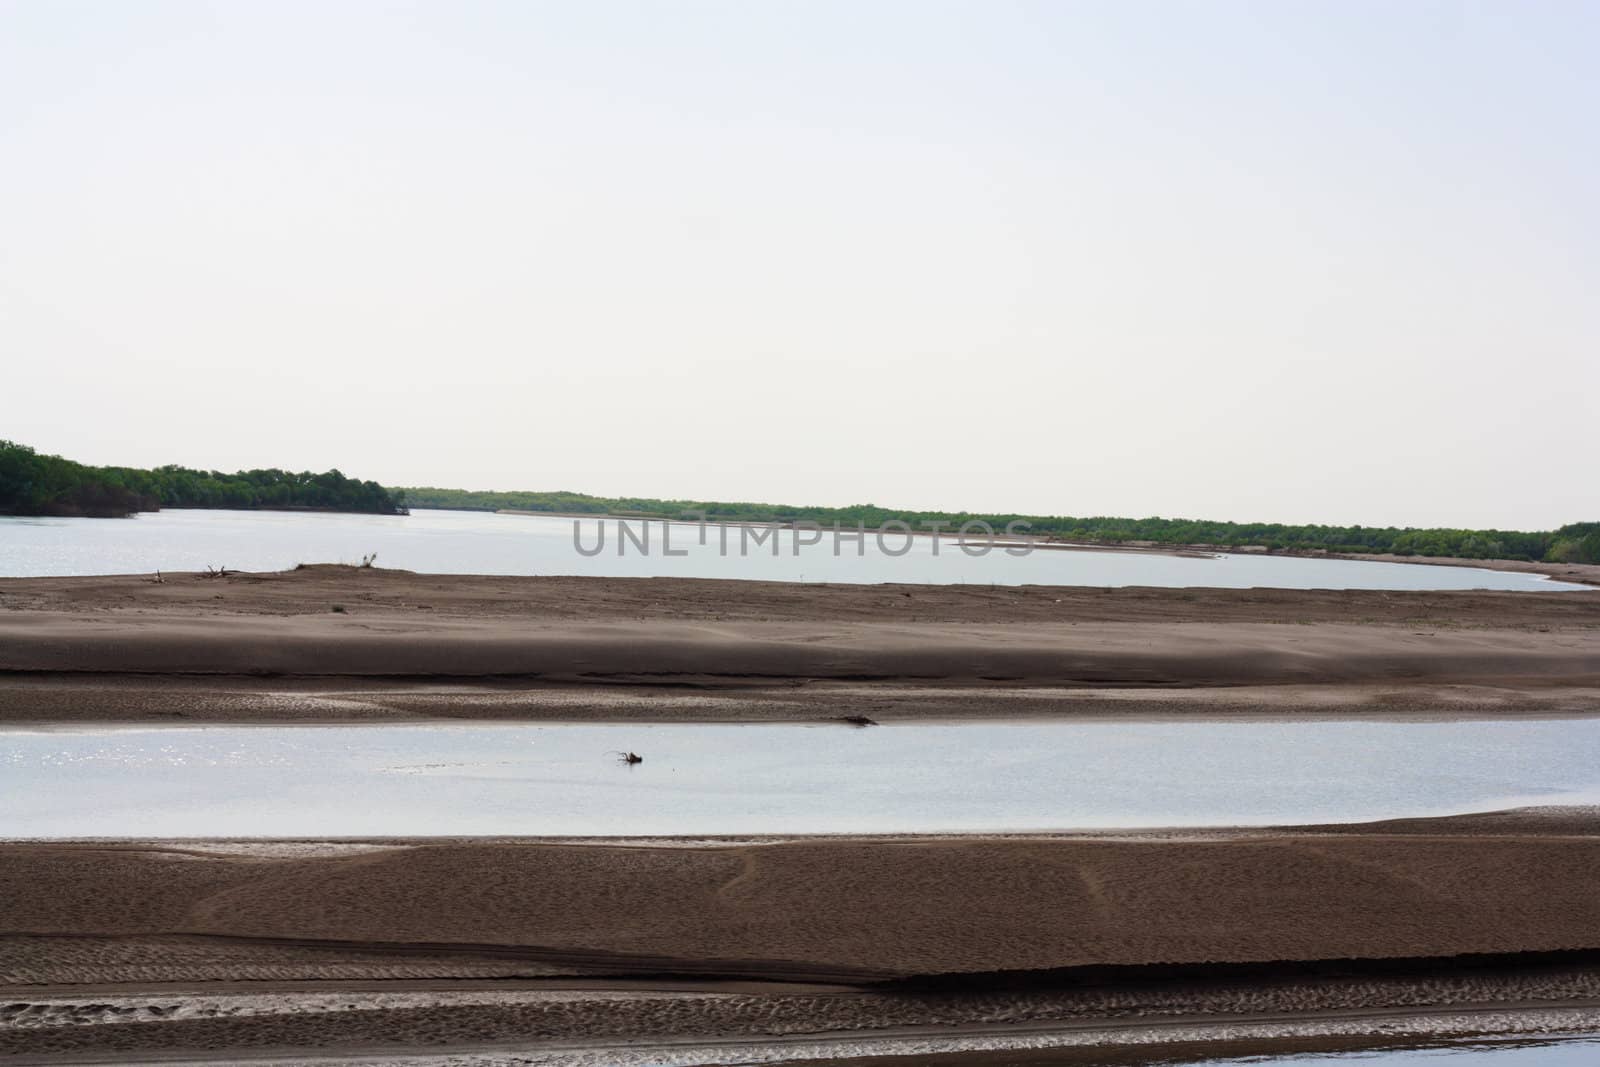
5, 811, 1600, 987
5, 615, 1597, 689
7, 568, 1600, 625
0, 569, 1598, 724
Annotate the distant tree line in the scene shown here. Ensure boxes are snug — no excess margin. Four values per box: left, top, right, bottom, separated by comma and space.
401, 486, 1600, 565
0, 440, 407, 518
5, 437, 1589, 563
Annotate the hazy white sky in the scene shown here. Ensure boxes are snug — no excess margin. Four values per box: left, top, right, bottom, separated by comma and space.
2, 1, 1595, 529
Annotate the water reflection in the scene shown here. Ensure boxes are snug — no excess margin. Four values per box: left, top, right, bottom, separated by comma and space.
4, 719, 1598, 837
0, 509, 1586, 589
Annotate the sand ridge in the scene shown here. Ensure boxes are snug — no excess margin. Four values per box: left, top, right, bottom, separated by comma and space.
5, 811, 1600, 986
4, 613, 1599, 686
0, 566, 1593, 726
5, 816, 1600, 1061
1, 570, 1598, 724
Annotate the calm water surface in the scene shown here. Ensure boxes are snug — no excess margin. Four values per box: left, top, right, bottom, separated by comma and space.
0, 509, 1585, 590
5, 719, 1598, 837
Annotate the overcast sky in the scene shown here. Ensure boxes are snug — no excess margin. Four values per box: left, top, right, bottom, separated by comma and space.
2, 1, 1595, 529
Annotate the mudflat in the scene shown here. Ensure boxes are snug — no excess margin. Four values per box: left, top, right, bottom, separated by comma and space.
0, 567, 1598, 723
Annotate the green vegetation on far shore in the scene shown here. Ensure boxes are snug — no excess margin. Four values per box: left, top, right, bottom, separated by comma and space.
3, 438, 1594, 566
400, 486, 1600, 566
0, 440, 406, 518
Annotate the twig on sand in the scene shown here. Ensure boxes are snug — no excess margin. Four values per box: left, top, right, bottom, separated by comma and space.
840, 715, 878, 727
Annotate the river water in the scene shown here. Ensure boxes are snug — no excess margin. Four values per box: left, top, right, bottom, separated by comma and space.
5, 718, 1598, 837
0, 509, 1585, 589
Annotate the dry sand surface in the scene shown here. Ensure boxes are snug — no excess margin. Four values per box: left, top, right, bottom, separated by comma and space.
1, 568, 1598, 723
8, 812, 1600, 984
3, 812, 1600, 1060
6, 565, 1600, 623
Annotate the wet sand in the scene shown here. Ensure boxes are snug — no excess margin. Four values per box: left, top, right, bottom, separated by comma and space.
0, 568, 1598, 723
7, 977, 1600, 1063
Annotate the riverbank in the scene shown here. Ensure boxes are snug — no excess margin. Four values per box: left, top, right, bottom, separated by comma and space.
0, 566, 1593, 726
11, 810, 1598, 983
1, 568, 1597, 724
4, 809, 1599, 1061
